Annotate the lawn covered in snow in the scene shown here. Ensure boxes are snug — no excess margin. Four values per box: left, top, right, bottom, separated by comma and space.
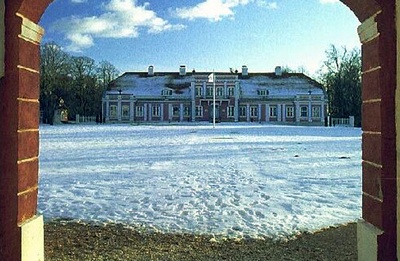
38, 123, 362, 239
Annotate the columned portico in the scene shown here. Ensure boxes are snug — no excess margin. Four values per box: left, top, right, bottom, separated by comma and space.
295, 98, 300, 123
234, 81, 240, 122
246, 104, 250, 122
117, 95, 122, 121
265, 104, 270, 122
143, 103, 148, 121
105, 95, 110, 121
160, 103, 164, 122
308, 95, 312, 122
277, 104, 282, 122
130, 97, 135, 122
180, 103, 184, 122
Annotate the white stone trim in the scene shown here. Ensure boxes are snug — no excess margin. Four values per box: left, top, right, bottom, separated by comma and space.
20, 215, 44, 261
16, 13, 44, 45
357, 12, 381, 44
357, 220, 383, 261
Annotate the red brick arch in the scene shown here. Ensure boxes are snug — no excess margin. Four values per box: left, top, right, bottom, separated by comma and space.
0, 0, 396, 260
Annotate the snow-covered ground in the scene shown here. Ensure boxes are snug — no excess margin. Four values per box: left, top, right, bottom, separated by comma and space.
38, 123, 362, 239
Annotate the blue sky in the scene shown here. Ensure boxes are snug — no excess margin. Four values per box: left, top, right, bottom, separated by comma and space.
39, 0, 360, 76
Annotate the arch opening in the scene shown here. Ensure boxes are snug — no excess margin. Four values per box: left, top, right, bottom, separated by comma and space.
1, 0, 398, 260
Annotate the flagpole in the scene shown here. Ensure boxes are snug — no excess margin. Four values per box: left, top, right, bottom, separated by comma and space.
213, 70, 216, 128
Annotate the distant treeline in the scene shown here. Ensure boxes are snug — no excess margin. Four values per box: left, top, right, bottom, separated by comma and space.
40, 42, 119, 124
318, 45, 362, 127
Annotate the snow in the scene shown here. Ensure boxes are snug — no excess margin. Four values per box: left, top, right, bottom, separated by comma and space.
38, 123, 362, 239
240, 75, 324, 97
109, 74, 192, 97
109, 73, 323, 99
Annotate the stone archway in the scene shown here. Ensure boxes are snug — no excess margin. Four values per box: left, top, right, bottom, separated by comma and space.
0, 0, 396, 260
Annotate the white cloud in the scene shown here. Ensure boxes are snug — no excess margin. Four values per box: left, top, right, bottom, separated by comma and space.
174, 0, 257, 22
256, 1, 278, 9
71, 0, 87, 3
319, 0, 339, 4
174, 0, 277, 22
66, 33, 94, 52
52, 0, 185, 52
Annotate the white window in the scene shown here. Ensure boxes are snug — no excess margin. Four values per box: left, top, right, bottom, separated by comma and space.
286, 106, 294, 118
206, 87, 213, 97
195, 106, 203, 117
257, 89, 269, 96
301, 106, 308, 117
250, 106, 258, 117
196, 86, 203, 96
312, 106, 321, 118
173, 106, 180, 116
122, 105, 130, 118
184, 106, 190, 116
110, 105, 117, 118
228, 87, 235, 96
269, 106, 277, 117
240, 106, 246, 117
228, 106, 235, 117
216, 87, 223, 97
136, 106, 144, 117
161, 89, 173, 96
152, 105, 161, 117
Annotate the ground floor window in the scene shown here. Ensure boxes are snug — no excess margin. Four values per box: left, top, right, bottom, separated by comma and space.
239, 106, 246, 117
110, 105, 117, 118
184, 106, 190, 117
286, 106, 294, 118
227, 106, 235, 117
152, 105, 161, 117
269, 106, 277, 117
300, 106, 308, 117
312, 106, 321, 118
195, 106, 203, 117
136, 106, 144, 117
122, 105, 130, 118
250, 106, 258, 117
173, 106, 180, 117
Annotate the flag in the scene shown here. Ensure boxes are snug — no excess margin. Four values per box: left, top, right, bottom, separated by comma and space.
208, 73, 214, 83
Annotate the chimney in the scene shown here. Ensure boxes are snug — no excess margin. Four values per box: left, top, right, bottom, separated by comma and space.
275, 66, 282, 76
179, 65, 186, 76
242, 65, 248, 76
148, 65, 154, 76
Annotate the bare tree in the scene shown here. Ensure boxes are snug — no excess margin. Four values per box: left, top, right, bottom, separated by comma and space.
40, 42, 71, 124
69, 56, 97, 117
40, 42, 120, 124
318, 45, 362, 126
97, 60, 119, 91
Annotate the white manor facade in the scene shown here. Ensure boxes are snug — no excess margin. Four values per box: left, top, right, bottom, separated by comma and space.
102, 65, 327, 125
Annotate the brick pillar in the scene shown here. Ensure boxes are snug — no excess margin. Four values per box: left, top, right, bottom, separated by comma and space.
0, 7, 44, 261
396, 1, 400, 259
357, 4, 397, 260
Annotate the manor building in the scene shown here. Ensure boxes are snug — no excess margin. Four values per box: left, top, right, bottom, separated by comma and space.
102, 65, 327, 125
